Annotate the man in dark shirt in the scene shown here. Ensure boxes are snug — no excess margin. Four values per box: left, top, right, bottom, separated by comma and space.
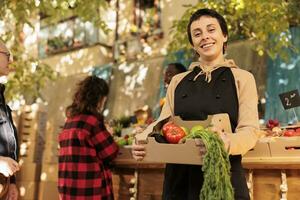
0, 40, 19, 199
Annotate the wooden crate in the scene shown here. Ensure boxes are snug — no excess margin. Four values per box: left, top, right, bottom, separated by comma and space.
269, 137, 300, 157
245, 169, 300, 200
19, 140, 45, 163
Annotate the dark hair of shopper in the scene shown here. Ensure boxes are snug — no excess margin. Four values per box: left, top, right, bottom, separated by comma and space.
168, 63, 187, 73
66, 76, 109, 118
187, 8, 228, 54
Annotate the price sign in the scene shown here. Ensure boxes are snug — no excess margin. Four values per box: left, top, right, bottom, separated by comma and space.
279, 89, 300, 110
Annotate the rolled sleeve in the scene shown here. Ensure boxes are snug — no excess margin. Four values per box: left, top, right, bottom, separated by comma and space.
228, 70, 260, 155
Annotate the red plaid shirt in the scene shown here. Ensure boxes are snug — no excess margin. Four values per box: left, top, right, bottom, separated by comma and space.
58, 114, 119, 200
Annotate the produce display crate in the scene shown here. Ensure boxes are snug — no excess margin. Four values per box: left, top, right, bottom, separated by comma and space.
135, 114, 232, 165
269, 136, 300, 157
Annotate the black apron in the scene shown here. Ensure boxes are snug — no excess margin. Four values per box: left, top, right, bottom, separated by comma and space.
162, 67, 249, 200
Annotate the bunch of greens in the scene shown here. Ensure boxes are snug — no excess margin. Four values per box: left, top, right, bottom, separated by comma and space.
185, 129, 234, 200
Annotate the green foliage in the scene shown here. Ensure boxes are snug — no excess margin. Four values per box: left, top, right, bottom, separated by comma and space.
0, 0, 110, 103
168, 0, 300, 61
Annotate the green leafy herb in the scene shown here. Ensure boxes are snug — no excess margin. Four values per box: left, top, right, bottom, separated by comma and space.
185, 129, 234, 200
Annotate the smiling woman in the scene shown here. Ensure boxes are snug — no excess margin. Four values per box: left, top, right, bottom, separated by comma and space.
132, 8, 260, 200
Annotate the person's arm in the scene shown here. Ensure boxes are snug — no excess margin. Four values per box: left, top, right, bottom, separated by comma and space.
90, 123, 119, 163
227, 70, 260, 155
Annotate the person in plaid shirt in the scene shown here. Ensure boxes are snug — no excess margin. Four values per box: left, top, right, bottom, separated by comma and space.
58, 76, 119, 200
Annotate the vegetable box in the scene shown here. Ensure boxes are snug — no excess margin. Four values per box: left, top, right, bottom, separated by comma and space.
135, 113, 232, 165
269, 136, 300, 157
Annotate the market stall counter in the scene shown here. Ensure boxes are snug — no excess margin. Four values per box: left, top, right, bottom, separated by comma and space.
112, 120, 300, 200
112, 159, 165, 200
112, 142, 300, 200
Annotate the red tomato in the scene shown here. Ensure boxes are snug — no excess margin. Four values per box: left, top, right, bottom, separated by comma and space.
163, 124, 186, 144
162, 122, 176, 134
293, 128, 300, 136
283, 129, 296, 137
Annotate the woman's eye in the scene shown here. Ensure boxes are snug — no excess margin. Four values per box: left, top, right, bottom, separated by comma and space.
208, 29, 215, 32
194, 32, 201, 37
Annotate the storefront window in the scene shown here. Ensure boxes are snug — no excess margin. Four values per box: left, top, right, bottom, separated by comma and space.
133, 0, 163, 40
38, 17, 99, 58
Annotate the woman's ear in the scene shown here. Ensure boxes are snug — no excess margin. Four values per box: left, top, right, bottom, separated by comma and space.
223, 34, 228, 43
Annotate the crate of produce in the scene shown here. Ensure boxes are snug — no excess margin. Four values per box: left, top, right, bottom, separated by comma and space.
269, 136, 300, 157
135, 113, 232, 165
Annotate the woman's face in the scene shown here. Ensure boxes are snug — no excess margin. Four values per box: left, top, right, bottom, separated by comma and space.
190, 16, 227, 62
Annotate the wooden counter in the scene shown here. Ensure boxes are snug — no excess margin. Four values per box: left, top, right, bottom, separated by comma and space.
112, 158, 300, 200
114, 157, 300, 169
112, 160, 165, 200
242, 157, 300, 169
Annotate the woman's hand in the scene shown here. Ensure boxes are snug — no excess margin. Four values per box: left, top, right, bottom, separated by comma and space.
131, 142, 146, 161
0, 157, 19, 177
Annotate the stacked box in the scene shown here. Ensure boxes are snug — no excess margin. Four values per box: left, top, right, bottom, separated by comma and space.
18, 107, 47, 163
269, 136, 300, 157
41, 122, 63, 164
37, 123, 61, 199
17, 181, 39, 200
16, 105, 48, 200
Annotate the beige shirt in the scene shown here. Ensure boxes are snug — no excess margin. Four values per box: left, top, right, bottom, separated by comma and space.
137, 60, 260, 156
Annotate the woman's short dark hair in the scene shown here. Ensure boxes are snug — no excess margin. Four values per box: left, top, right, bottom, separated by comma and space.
168, 63, 187, 73
187, 8, 228, 54
66, 76, 109, 118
